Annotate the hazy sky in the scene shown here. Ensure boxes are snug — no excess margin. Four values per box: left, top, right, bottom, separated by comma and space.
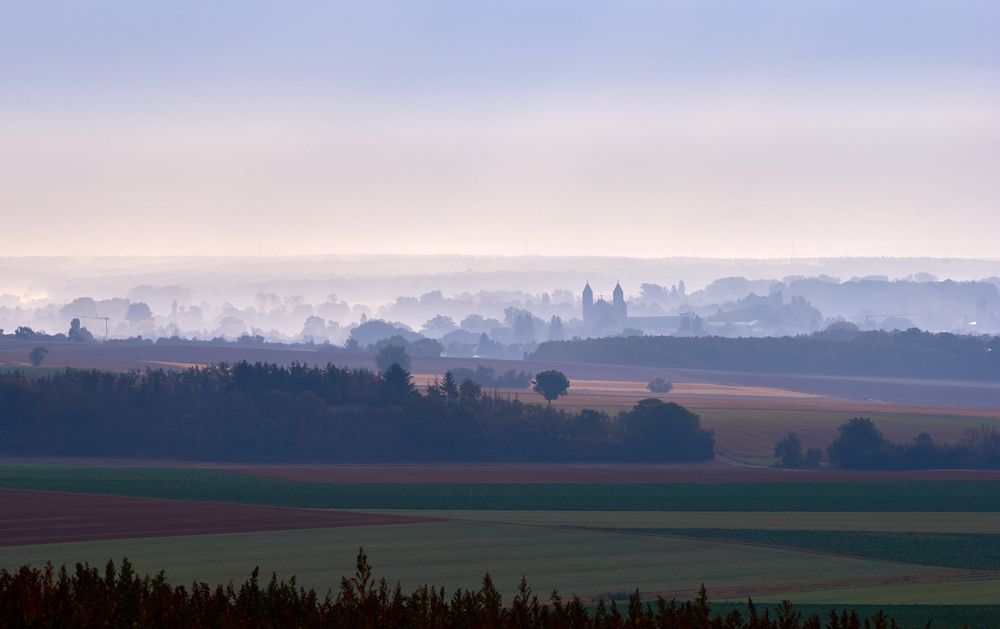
1, 1, 997, 258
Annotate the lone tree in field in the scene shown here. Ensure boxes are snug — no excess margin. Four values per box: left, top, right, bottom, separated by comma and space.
532, 370, 570, 406
28, 346, 49, 367
647, 377, 673, 394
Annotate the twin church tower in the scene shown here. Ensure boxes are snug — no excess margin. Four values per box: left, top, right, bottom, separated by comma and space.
582, 281, 628, 327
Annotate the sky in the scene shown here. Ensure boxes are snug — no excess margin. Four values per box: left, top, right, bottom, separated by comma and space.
1, 1, 998, 259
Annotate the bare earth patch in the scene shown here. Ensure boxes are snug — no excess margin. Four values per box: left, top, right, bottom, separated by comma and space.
0, 488, 434, 547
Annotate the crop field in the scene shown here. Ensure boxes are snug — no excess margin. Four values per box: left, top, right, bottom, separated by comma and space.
629, 529, 1000, 571
225, 463, 1000, 484
3, 461, 1000, 623
0, 520, 986, 604
0, 488, 432, 546
384, 510, 1000, 533
478, 379, 1000, 461
697, 408, 1000, 461
3, 464, 1000, 511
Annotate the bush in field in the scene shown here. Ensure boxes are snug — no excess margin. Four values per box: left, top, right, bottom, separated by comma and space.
28, 346, 48, 367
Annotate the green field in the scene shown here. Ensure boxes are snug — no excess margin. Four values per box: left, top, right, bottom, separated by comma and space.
3, 464, 1000, 511
0, 520, 979, 603
378, 510, 1000, 533
5, 461, 1000, 623
629, 529, 1000, 570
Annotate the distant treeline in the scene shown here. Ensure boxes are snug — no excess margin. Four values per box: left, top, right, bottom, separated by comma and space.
775, 418, 1000, 470
531, 328, 1000, 381
445, 364, 533, 389
0, 362, 712, 463
0, 551, 908, 629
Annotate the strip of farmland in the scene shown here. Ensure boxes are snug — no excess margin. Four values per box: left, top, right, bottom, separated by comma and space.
0, 488, 433, 546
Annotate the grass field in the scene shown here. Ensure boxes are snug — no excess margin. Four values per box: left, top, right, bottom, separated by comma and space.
495, 382, 1000, 461
697, 408, 1000, 461
3, 461, 1000, 623
0, 520, 984, 604
385, 510, 1000, 533
631, 529, 1000, 570
3, 464, 1000, 511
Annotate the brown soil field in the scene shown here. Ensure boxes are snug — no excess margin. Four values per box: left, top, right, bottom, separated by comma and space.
222, 463, 1000, 485
0, 488, 434, 547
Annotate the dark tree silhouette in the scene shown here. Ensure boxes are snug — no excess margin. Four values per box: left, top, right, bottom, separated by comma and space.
620, 398, 714, 461
647, 377, 673, 394
380, 363, 415, 405
459, 379, 482, 403
28, 346, 48, 367
532, 370, 570, 406
774, 432, 805, 468
0, 550, 908, 628
0, 362, 719, 463
125, 302, 153, 323
440, 371, 459, 400
67, 318, 95, 343
827, 417, 891, 469
376, 344, 411, 372
14, 326, 37, 340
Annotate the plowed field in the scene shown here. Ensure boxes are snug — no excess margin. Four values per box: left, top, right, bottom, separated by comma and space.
0, 488, 433, 546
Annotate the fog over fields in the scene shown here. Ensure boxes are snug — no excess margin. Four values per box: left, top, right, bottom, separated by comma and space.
2, 255, 999, 344
3, 1, 1000, 624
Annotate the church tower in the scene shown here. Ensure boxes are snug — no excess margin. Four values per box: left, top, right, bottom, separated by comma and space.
613, 281, 627, 323
582, 282, 594, 323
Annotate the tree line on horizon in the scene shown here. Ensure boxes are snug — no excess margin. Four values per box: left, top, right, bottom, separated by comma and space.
775, 417, 1000, 470
0, 551, 911, 629
531, 327, 1000, 381
0, 361, 713, 463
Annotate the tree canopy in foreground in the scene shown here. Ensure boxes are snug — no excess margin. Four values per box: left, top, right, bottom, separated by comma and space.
0, 551, 913, 629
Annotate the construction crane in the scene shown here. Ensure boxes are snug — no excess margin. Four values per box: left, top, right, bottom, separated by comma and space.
77, 315, 110, 341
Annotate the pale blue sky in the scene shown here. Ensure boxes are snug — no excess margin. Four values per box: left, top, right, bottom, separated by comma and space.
1, 1, 998, 257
